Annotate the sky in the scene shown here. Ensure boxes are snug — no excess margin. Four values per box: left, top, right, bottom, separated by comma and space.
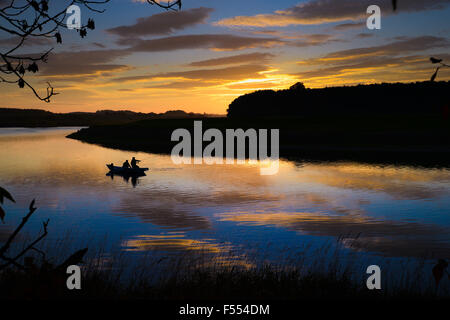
1, 0, 449, 114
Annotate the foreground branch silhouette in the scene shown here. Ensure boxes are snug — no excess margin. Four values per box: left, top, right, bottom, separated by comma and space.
0, 186, 87, 273
0, 0, 109, 102
430, 57, 450, 82
146, 0, 181, 11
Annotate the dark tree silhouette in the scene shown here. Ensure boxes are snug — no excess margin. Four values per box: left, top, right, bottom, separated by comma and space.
0, 0, 110, 102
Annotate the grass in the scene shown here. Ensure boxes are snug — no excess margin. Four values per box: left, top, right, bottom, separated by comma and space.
0, 235, 448, 300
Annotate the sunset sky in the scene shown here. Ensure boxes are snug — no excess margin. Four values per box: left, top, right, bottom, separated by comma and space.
1, 0, 449, 114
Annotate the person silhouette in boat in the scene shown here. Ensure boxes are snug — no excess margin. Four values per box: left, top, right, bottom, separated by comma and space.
131, 157, 141, 169
122, 160, 131, 169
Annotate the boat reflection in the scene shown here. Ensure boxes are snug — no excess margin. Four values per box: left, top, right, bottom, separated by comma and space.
106, 171, 146, 188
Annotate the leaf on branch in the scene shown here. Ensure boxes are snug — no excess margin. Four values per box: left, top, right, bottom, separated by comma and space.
430, 67, 440, 82
80, 28, 87, 38
21, 20, 29, 31
0, 206, 5, 223
27, 62, 39, 73
55, 32, 62, 44
30, 0, 40, 11
178, 0, 182, 10
87, 18, 95, 30
18, 78, 25, 88
40, 0, 48, 12
18, 65, 25, 75
392, 0, 397, 11
0, 186, 15, 204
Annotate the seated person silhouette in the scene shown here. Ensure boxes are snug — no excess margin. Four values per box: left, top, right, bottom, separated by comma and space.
122, 160, 131, 169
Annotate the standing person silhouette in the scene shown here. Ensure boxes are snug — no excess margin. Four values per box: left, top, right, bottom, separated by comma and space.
131, 157, 140, 169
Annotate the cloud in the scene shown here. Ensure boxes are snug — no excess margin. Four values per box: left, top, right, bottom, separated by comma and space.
219, 210, 450, 258
215, 0, 450, 27
145, 80, 223, 89
333, 21, 365, 31
356, 33, 374, 38
297, 55, 427, 79
297, 36, 449, 65
188, 52, 275, 67
315, 36, 449, 62
0, 36, 52, 47
293, 36, 450, 85
112, 64, 270, 83
125, 34, 284, 52
293, 33, 344, 47
39, 49, 131, 76
107, 7, 213, 37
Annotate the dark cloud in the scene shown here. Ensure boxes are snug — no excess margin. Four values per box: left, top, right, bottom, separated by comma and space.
145, 80, 223, 89
0, 36, 52, 47
294, 36, 450, 82
107, 7, 213, 38
297, 55, 427, 79
217, 0, 450, 26
356, 33, 374, 39
333, 22, 365, 31
125, 34, 284, 52
321, 36, 449, 61
188, 52, 275, 67
297, 36, 449, 67
39, 49, 131, 76
293, 33, 343, 47
91, 42, 106, 48
112, 64, 269, 83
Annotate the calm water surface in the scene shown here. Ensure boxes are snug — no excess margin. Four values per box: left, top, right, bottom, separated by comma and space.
0, 128, 449, 272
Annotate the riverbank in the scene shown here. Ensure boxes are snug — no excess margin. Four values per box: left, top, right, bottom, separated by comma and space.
0, 108, 221, 127
67, 115, 450, 167
1, 243, 446, 300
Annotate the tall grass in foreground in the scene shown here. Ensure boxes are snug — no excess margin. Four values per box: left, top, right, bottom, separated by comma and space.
0, 234, 448, 300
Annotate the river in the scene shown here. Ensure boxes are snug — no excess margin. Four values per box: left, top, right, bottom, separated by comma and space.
0, 127, 449, 281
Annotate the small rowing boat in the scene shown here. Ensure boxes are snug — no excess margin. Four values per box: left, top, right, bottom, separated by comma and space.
106, 164, 149, 175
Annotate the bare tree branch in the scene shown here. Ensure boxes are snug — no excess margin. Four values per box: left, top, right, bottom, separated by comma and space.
0, 196, 50, 271
0, 0, 110, 102
146, 0, 181, 11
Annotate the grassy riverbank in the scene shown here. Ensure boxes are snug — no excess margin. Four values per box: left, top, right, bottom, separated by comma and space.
1, 242, 447, 300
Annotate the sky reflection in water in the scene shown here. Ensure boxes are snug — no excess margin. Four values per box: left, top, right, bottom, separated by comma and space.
0, 128, 449, 267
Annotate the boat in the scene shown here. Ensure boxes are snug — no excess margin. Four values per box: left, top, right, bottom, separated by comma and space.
106, 164, 149, 175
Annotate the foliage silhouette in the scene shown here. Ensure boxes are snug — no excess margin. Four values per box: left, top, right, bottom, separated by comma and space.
432, 259, 449, 286
0, 0, 109, 102
227, 81, 450, 118
0, 186, 87, 274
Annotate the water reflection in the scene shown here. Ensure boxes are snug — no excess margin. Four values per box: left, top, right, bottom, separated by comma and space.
106, 172, 146, 188
0, 128, 449, 263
